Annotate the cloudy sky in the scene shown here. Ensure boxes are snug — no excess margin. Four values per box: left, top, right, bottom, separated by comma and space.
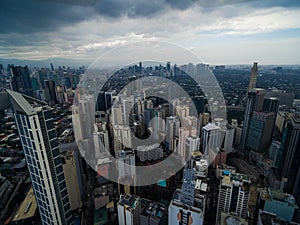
1, 0, 300, 65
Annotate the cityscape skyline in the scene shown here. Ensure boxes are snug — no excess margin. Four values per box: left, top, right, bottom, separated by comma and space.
0, 61, 299, 224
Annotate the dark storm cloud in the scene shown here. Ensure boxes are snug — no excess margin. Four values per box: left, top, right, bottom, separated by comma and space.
1, 0, 197, 34
0, 0, 93, 34
1, 0, 299, 35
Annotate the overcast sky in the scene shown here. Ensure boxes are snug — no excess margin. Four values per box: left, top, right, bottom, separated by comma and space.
1, 0, 300, 65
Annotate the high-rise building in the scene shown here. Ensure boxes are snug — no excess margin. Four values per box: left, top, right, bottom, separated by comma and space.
56, 85, 66, 104
8, 90, 73, 225
123, 96, 134, 126
10, 65, 34, 97
185, 136, 200, 161
93, 123, 110, 159
216, 172, 251, 223
117, 194, 141, 225
175, 105, 190, 119
254, 188, 299, 224
181, 163, 196, 206
246, 111, 275, 153
72, 94, 95, 159
166, 61, 171, 72
152, 106, 166, 140
168, 186, 205, 225
279, 115, 300, 205
44, 80, 57, 106
111, 104, 123, 125
263, 97, 279, 132
178, 126, 197, 161
165, 116, 180, 151
117, 149, 136, 195
168, 160, 206, 225
61, 151, 82, 211
263, 97, 279, 114
136, 144, 163, 162
140, 198, 167, 225
268, 141, 282, 168
247, 62, 258, 93
201, 123, 222, 155
224, 125, 235, 153
105, 90, 115, 111
96, 91, 106, 112
220, 212, 248, 225
240, 88, 265, 154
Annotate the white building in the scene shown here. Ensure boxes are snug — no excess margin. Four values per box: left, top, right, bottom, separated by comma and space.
113, 125, 132, 155
165, 116, 180, 151
216, 172, 251, 224
93, 123, 110, 159
111, 104, 123, 125
176, 105, 190, 119
202, 123, 222, 155
118, 194, 141, 225
185, 136, 200, 161
117, 149, 136, 195
168, 189, 204, 225
123, 96, 134, 126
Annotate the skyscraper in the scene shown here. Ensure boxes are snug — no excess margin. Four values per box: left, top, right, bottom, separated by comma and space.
216, 172, 251, 223
117, 194, 141, 225
263, 97, 279, 132
279, 115, 300, 205
246, 111, 275, 153
240, 88, 265, 154
44, 80, 57, 106
165, 116, 180, 151
180, 163, 196, 206
8, 90, 73, 225
117, 149, 136, 195
168, 162, 205, 225
61, 151, 82, 211
201, 123, 222, 155
123, 96, 134, 126
247, 62, 258, 93
93, 122, 110, 159
10, 65, 34, 97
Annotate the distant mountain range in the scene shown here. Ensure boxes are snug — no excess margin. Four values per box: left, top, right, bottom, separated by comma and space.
0, 58, 299, 70
0, 58, 91, 69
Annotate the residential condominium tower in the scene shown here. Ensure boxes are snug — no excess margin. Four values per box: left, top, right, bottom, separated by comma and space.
8, 90, 73, 225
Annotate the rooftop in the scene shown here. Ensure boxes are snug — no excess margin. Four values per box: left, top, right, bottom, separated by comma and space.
171, 189, 205, 213
7, 89, 48, 116
259, 188, 299, 208
221, 175, 232, 186
12, 187, 37, 222
202, 122, 220, 131
259, 210, 299, 225
118, 194, 140, 211
220, 212, 249, 225
195, 179, 208, 192
231, 173, 251, 182
140, 198, 166, 220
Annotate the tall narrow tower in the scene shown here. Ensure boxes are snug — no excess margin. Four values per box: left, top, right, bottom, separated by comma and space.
240, 88, 265, 154
8, 90, 73, 225
247, 62, 258, 93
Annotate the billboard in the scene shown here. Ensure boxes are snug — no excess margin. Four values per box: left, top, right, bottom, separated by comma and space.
168, 203, 203, 225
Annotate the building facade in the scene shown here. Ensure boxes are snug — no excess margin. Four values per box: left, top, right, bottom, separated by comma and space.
8, 90, 73, 225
